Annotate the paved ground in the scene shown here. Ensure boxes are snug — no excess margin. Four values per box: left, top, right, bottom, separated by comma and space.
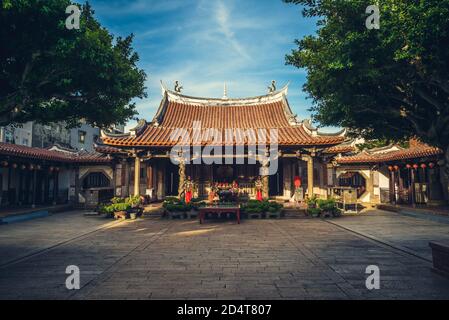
329, 210, 449, 261
1, 209, 449, 300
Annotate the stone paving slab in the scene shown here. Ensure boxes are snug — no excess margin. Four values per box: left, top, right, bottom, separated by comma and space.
328, 209, 449, 261
0, 211, 449, 299
0, 210, 120, 266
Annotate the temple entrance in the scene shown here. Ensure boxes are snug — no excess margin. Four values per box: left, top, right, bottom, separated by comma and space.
165, 162, 179, 196
338, 172, 367, 198
269, 160, 283, 196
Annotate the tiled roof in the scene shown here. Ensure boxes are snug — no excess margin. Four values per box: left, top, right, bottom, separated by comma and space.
101, 86, 345, 147
323, 144, 355, 154
337, 143, 442, 164
0, 142, 111, 164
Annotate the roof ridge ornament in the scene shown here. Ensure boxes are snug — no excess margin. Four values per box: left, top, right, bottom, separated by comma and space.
174, 80, 183, 93
222, 83, 228, 100
268, 80, 276, 93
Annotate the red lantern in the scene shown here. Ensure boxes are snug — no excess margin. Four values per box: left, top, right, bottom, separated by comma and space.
393, 165, 399, 171
420, 163, 427, 169
412, 164, 419, 169
429, 162, 435, 168
294, 176, 301, 188
406, 164, 412, 169
388, 166, 394, 171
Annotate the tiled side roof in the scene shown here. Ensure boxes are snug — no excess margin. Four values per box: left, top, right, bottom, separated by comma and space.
323, 144, 355, 154
0, 142, 111, 164
337, 144, 442, 164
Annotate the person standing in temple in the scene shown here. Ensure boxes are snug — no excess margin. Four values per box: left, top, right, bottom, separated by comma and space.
294, 175, 304, 206
255, 176, 263, 201
184, 176, 194, 204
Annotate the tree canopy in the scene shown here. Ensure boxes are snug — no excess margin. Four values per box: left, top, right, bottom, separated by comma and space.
0, 0, 147, 128
285, 0, 449, 158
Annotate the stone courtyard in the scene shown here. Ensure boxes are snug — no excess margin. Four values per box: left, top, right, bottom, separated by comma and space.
1, 209, 449, 300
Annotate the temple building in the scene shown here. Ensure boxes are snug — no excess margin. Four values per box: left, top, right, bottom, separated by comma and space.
0, 143, 112, 208
1, 83, 447, 210
99, 83, 348, 201
334, 139, 447, 206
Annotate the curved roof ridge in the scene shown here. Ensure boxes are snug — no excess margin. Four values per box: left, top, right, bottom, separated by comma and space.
160, 81, 289, 106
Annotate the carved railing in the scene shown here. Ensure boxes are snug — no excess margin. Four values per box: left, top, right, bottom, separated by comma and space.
196, 182, 255, 198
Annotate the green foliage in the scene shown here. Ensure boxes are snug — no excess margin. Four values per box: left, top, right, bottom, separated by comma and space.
165, 203, 190, 212
241, 200, 283, 214
307, 198, 342, 217
307, 207, 322, 217
126, 195, 141, 207
0, 0, 147, 127
306, 196, 318, 208
285, 0, 449, 154
111, 197, 124, 204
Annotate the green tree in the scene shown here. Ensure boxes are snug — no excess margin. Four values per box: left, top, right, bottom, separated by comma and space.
0, 0, 146, 128
285, 0, 449, 195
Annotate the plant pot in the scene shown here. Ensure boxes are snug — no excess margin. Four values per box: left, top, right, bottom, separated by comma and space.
168, 211, 185, 219
266, 211, 281, 219
114, 211, 127, 220
187, 209, 198, 219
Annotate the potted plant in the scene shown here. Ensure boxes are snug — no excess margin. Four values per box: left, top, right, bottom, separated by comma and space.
165, 202, 187, 219
317, 199, 342, 218
243, 200, 264, 219
112, 202, 131, 219
266, 201, 283, 218
126, 195, 143, 219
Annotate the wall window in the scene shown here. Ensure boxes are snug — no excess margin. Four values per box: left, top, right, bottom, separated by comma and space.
78, 130, 86, 143
82, 172, 110, 189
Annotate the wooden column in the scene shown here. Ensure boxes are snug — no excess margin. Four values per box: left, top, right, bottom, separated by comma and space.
53, 170, 58, 205
178, 159, 185, 197
261, 161, 269, 198
32, 169, 37, 208
134, 156, 141, 196
6, 166, 11, 205
18, 167, 23, 205
146, 164, 154, 189
306, 156, 314, 197
146, 163, 154, 200
410, 168, 416, 207
390, 170, 396, 204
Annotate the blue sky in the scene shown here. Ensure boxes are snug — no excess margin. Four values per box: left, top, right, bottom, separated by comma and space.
88, 0, 320, 131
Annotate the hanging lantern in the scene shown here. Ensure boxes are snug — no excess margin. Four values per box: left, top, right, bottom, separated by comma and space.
388, 165, 394, 171
429, 162, 435, 169
420, 163, 427, 169
412, 164, 419, 169
294, 176, 301, 188
406, 164, 412, 169
49, 166, 54, 172
55, 167, 60, 172
0, 161, 8, 167
29, 164, 34, 170
12, 163, 17, 169
36, 165, 41, 170
20, 164, 26, 170
393, 165, 399, 171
